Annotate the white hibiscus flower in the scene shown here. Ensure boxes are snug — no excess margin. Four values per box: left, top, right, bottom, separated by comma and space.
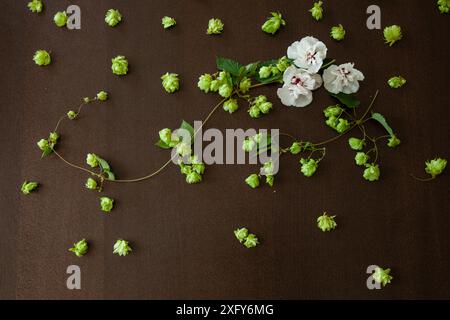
323, 63, 365, 94
287, 36, 328, 74
277, 66, 323, 108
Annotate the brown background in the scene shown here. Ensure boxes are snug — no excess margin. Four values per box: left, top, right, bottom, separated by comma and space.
1, 0, 449, 299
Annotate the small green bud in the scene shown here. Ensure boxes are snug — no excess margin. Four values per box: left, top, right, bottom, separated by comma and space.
373, 267, 393, 287
384, 25, 402, 46
207, 18, 224, 35
310, 1, 324, 21
388, 76, 407, 89
105, 9, 122, 27
355, 152, 369, 166
242, 139, 256, 152
218, 84, 232, 98
69, 239, 89, 257
261, 12, 286, 35
438, 0, 450, 13
100, 197, 114, 213
348, 137, 365, 151
161, 73, 180, 93
325, 116, 339, 129
49, 132, 59, 144
234, 228, 248, 243
37, 138, 49, 151
86, 153, 99, 168
83, 97, 91, 103
159, 128, 172, 145
113, 239, 132, 256
425, 158, 447, 178
290, 142, 302, 155
28, 0, 43, 13
33, 50, 51, 66
243, 234, 259, 248
111, 55, 129, 76
198, 74, 212, 93
262, 161, 274, 176
300, 158, 318, 177
323, 105, 343, 118
317, 212, 337, 232
258, 101, 273, 114
209, 79, 221, 92
363, 164, 380, 181
276, 56, 290, 73
248, 105, 261, 118
53, 11, 68, 27
336, 118, 351, 133
330, 24, 346, 41
97, 91, 108, 101
162, 16, 176, 29
85, 178, 98, 190
192, 163, 205, 175
21, 181, 39, 195
387, 135, 401, 148
266, 175, 274, 187
239, 77, 251, 93
254, 95, 267, 105
259, 66, 272, 79
223, 98, 239, 114
67, 110, 77, 120
186, 171, 202, 184
245, 174, 260, 188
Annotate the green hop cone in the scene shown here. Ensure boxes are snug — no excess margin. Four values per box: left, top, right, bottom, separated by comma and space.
206, 18, 224, 35
363, 164, 380, 181
276, 56, 291, 73
28, 0, 43, 13
248, 105, 261, 118
310, 1, 324, 21
37, 138, 49, 151
218, 84, 232, 98
317, 212, 337, 232
388, 76, 407, 89
159, 128, 173, 145
67, 110, 77, 120
438, 0, 450, 13
245, 174, 260, 188
261, 12, 286, 35
425, 158, 447, 178
355, 152, 370, 166
387, 135, 401, 148
336, 118, 351, 133
323, 105, 343, 118
258, 102, 273, 114
198, 74, 212, 93
162, 16, 176, 29
85, 178, 98, 190
290, 142, 302, 155
53, 11, 68, 27
300, 158, 318, 177
234, 228, 249, 243
223, 98, 239, 114
373, 267, 393, 287
161, 73, 180, 93
69, 239, 89, 257
97, 91, 108, 101
242, 139, 256, 152
21, 181, 39, 195
384, 25, 402, 46
209, 79, 221, 92
100, 197, 114, 213
254, 95, 267, 105
113, 239, 132, 256
348, 137, 365, 151
266, 175, 275, 187
239, 77, 251, 93
259, 66, 272, 79
325, 116, 339, 129
192, 163, 205, 175
86, 153, 98, 168
111, 55, 129, 76
243, 234, 259, 248
33, 50, 51, 66
330, 24, 346, 41
176, 142, 192, 157
49, 132, 59, 144
105, 9, 122, 27
186, 171, 202, 184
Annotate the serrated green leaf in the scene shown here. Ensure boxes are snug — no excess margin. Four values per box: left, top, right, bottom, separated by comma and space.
180, 120, 195, 141
155, 139, 171, 149
329, 92, 360, 108
216, 57, 242, 76
372, 112, 394, 136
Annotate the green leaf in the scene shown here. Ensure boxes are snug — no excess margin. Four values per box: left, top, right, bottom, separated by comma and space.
372, 112, 394, 136
155, 139, 171, 149
255, 59, 282, 84
216, 57, 242, 76
329, 92, 360, 108
96, 156, 111, 171
244, 62, 259, 77
180, 120, 195, 142
104, 170, 116, 181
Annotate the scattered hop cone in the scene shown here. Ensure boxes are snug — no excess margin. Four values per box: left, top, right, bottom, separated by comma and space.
161, 73, 180, 93
100, 197, 114, 212
69, 239, 89, 257
373, 267, 393, 287
223, 99, 239, 114
348, 137, 365, 151
330, 24, 346, 41
28, 0, 43, 13
384, 25, 402, 46
21, 181, 39, 195
86, 153, 99, 168
97, 91, 108, 101
105, 9, 122, 27
310, 1, 324, 21
67, 110, 77, 120
198, 74, 212, 93
113, 239, 132, 256
355, 152, 369, 166
245, 174, 260, 188
85, 178, 98, 190
317, 212, 337, 232
290, 142, 302, 155
234, 228, 249, 243
162, 16, 176, 29
206, 18, 224, 35
300, 158, 318, 177
53, 11, 68, 27
387, 135, 401, 148
438, 0, 450, 13
111, 55, 129, 76
243, 234, 259, 248
363, 164, 380, 181
425, 158, 447, 178
33, 50, 51, 66
261, 12, 286, 35
388, 76, 407, 89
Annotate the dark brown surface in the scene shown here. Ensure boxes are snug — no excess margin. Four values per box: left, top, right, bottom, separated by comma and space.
1, 0, 449, 299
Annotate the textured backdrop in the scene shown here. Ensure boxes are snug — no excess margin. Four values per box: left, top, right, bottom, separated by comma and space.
1, 0, 449, 299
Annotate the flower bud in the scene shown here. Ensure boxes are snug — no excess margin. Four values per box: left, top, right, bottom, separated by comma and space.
85, 178, 98, 190
388, 76, 406, 89
162, 16, 176, 29
259, 66, 272, 79
161, 73, 180, 93
330, 24, 346, 41
438, 0, 450, 13
28, 0, 43, 13
105, 9, 122, 27
53, 11, 68, 27
33, 50, 51, 66
86, 153, 99, 168
317, 212, 337, 232
97, 91, 108, 101
21, 181, 39, 195
355, 152, 369, 166
387, 135, 401, 148
300, 158, 318, 177
348, 137, 365, 151
69, 239, 89, 257
310, 1, 324, 21
218, 84, 232, 98
261, 12, 286, 35
373, 267, 393, 287
290, 142, 302, 154
239, 77, 251, 93
383, 25, 402, 46
206, 18, 224, 35
113, 239, 132, 256
198, 74, 212, 93
67, 110, 77, 120
234, 228, 248, 243
100, 197, 114, 212
363, 164, 380, 181
425, 158, 447, 178
223, 98, 239, 114
245, 174, 260, 188
111, 55, 129, 76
